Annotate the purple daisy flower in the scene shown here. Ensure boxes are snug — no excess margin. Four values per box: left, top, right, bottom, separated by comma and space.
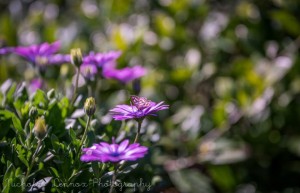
109, 96, 169, 121
80, 63, 98, 80
83, 51, 121, 68
80, 139, 148, 162
102, 62, 147, 84
13, 41, 70, 66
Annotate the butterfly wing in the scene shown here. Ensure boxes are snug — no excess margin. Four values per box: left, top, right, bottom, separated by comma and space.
130, 95, 151, 109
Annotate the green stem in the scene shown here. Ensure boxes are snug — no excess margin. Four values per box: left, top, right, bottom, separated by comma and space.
18, 135, 27, 150
25, 119, 30, 134
117, 120, 143, 173
71, 67, 80, 105
25, 119, 31, 147
88, 85, 92, 97
95, 78, 101, 105
79, 115, 91, 148
25, 139, 42, 181
75, 116, 92, 184
109, 164, 117, 193
134, 120, 142, 143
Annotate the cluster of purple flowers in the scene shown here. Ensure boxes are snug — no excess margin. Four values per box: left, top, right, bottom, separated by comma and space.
0, 41, 147, 86
1, 41, 169, 166
81, 96, 168, 163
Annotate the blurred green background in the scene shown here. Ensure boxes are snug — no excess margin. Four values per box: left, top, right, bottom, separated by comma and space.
1, 0, 300, 192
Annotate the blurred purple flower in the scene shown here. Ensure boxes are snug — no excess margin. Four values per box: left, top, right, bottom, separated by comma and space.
110, 96, 169, 121
80, 63, 98, 80
83, 51, 121, 68
103, 62, 147, 83
14, 41, 70, 66
0, 47, 14, 55
28, 78, 43, 93
48, 54, 71, 65
80, 139, 148, 162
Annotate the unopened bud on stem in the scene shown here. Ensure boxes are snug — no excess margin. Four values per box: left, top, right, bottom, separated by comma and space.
33, 117, 47, 140
70, 48, 83, 67
84, 97, 96, 116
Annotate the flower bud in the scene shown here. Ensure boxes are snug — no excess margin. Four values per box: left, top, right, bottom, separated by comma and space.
33, 117, 47, 140
29, 106, 38, 120
47, 88, 55, 100
70, 48, 83, 67
84, 97, 96, 116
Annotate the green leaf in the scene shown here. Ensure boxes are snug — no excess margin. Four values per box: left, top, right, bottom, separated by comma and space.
15, 144, 29, 167
2, 166, 23, 193
6, 82, 16, 103
59, 96, 69, 117
0, 110, 26, 137
47, 103, 65, 136
208, 165, 235, 191
0, 109, 14, 119
51, 134, 60, 151
32, 89, 48, 109
2, 161, 15, 193
270, 10, 300, 36
12, 115, 25, 136
13, 83, 28, 111
0, 116, 11, 138
91, 162, 100, 178
69, 128, 76, 141
69, 128, 80, 147
49, 167, 60, 178
78, 118, 87, 128
86, 130, 95, 147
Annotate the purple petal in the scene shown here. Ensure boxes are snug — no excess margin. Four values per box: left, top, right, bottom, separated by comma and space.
118, 140, 129, 152
83, 51, 121, 68
13, 41, 62, 65
28, 78, 43, 93
125, 146, 148, 155
102, 63, 147, 83
48, 54, 71, 65
80, 63, 98, 79
80, 140, 147, 163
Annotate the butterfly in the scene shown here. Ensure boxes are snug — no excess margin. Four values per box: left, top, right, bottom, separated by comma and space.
130, 95, 152, 110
